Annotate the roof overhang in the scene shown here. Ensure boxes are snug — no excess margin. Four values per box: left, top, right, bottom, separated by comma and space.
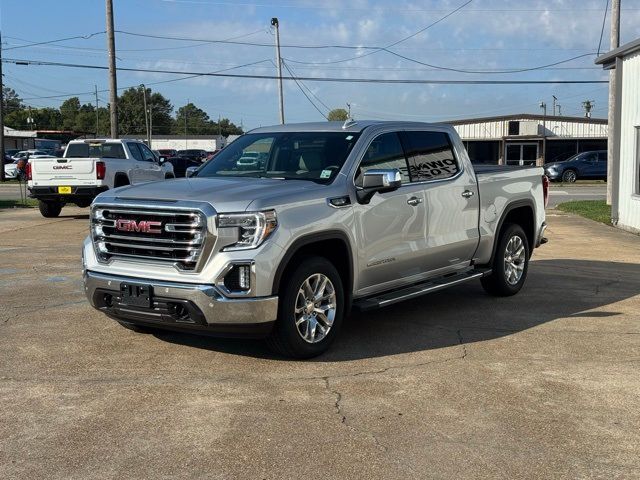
596, 37, 640, 69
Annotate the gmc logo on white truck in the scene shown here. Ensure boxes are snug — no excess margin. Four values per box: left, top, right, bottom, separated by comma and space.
115, 219, 162, 234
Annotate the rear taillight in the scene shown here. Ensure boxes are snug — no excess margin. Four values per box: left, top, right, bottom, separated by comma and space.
542, 175, 549, 208
26, 162, 32, 181
96, 161, 106, 180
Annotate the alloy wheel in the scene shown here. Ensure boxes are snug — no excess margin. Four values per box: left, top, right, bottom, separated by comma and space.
294, 273, 337, 343
504, 235, 526, 285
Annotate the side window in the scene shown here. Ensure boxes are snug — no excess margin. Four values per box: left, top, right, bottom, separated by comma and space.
402, 131, 460, 182
355, 132, 409, 186
138, 144, 156, 162
128, 143, 144, 162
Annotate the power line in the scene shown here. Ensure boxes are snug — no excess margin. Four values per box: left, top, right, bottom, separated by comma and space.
597, 0, 610, 56
2, 57, 608, 84
3, 32, 105, 51
281, 60, 327, 119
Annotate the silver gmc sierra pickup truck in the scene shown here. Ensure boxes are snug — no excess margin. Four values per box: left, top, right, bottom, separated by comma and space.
83, 120, 548, 358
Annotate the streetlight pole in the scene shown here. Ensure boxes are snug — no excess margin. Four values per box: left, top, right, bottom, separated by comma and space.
271, 17, 285, 124
540, 101, 547, 166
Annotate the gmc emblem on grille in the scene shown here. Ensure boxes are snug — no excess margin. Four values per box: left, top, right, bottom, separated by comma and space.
115, 219, 162, 234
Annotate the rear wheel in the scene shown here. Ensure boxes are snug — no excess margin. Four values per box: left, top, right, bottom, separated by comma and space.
114, 175, 130, 188
75, 200, 91, 208
267, 256, 344, 358
481, 223, 530, 296
562, 169, 577, 183
38, 200, 62, 218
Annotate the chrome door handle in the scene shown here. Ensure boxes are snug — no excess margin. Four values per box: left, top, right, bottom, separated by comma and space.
462, 190, 475, 198
407, 196, 423, 206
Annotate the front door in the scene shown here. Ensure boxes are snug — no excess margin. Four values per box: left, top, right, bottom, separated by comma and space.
353, 132, 430, 294
506, 143, 538, 166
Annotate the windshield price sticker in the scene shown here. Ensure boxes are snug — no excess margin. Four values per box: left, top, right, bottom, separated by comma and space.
320, 169, 333, 179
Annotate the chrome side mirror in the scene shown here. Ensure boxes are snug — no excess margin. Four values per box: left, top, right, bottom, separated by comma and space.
357, 168, 402, 204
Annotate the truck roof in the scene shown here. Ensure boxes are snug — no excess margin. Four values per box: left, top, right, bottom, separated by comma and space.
248, 120, 449, 134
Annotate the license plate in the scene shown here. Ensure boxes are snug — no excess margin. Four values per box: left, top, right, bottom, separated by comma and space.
58, 186, 72, 194
120, 283, 153, 308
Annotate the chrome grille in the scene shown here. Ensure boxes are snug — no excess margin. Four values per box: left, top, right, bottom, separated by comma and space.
91, 206, 209, 271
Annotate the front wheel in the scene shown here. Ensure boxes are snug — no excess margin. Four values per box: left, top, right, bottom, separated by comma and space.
38, 200, 62, 218
481, 223, 530, 296
562, 169, 577, 183
267, 256, 345, 358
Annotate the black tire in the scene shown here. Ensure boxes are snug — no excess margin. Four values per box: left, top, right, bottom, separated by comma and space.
38, 200, 62, 218
561, 169, 577, 183
267, 256, 345, 359
165, 173, 175, 179
116, 320, 158, 334
481, 223, 530, 297
75, 200, 91, 208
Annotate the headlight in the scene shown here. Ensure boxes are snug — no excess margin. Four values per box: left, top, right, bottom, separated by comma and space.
218, 210, 277, 251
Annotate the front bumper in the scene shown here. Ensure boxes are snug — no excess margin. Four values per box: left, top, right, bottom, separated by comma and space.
544, 169, 560, 181
29, 185, 109, 202
84, 270, 278, 338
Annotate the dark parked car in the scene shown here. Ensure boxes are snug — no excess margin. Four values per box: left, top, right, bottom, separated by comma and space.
177, 149, 207, 162
158, 148, 178, 159
544, 150, 607, 183
164, 156, 202, 178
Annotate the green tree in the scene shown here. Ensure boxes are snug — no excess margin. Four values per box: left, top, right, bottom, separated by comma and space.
74, 103, 98, 133
214, 117, 243, 136
60, 97, 81, 130
3, 86, 23, 112
327, 108, 348, 121
118, 87, 173, 136
173, 102, 214, 135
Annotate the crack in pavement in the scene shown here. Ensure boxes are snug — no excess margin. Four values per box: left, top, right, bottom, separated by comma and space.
457, 329, 468, 359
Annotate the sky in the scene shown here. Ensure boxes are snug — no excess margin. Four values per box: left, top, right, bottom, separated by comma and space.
2, 0, 640, 130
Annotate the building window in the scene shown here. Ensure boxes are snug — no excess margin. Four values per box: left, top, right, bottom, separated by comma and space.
508, 121, 520, 136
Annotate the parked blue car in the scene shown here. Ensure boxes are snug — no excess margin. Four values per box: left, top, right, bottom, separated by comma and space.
544, 150, 607, 183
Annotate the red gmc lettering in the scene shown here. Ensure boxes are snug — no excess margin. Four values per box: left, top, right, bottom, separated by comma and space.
115, 219, 162, 234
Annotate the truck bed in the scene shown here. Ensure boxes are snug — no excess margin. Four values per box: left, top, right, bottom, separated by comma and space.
473, 164, 540, 175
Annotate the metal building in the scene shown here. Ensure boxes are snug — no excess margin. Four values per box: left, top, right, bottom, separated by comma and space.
596, 37, 640, 234
445, 114, 608, 166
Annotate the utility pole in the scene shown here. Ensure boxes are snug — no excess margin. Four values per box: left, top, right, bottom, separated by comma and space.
347, 102, 351, 118
552, 95, 557, 116
94, 85, 99, 136
557, 104, 562, 116
106, 0, 118, 138
540, 101, 547, 166
140, 84, 149, 146
607, 0, 621, 205
148, 107, 153, 149
271, 18, 285, 124
0, 30, 5, 182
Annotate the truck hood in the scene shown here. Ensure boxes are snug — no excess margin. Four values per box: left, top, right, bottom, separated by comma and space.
108, 177, 324, 212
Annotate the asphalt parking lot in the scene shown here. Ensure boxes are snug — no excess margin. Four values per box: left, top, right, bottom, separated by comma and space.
1, 205, 639, 479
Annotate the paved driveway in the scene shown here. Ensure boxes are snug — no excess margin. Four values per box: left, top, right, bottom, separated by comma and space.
0, 207, 638, 479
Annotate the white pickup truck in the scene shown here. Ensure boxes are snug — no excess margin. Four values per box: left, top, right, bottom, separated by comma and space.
28, 139, 174, 217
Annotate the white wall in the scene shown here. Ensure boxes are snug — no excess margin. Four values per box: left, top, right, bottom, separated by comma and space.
149, 138, 223, 151
453, 118, 607, 140
617, 50, 640, 233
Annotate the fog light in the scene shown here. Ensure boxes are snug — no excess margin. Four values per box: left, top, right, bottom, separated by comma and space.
223, 264, 252, 292
238, 265, 250, 290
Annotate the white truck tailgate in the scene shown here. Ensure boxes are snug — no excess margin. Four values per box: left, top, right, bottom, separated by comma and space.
31, 157, 98, 186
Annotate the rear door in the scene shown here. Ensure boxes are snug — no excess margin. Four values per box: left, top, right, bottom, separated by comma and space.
578, 151, 599, 178
126, 143, 147, 184
400, 129, 480, 273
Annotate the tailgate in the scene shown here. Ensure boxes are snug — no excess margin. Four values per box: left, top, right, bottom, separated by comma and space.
31, 157, 98, 185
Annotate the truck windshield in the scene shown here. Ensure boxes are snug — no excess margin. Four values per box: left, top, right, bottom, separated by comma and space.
194, 132, 361, 184
65, 143, 127, 159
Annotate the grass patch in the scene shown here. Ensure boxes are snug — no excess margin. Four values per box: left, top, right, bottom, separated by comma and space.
0, 199, 38, 209
556, 200, 611, 225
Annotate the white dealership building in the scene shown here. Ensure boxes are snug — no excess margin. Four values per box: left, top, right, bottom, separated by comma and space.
445, 114, 608, 167
596, 37, 640, 234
